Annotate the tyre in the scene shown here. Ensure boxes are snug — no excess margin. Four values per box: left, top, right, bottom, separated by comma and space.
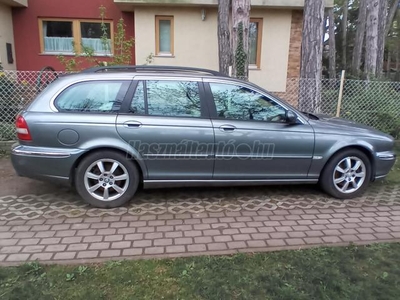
320, 149, 371, 199
75, 150, 139, 208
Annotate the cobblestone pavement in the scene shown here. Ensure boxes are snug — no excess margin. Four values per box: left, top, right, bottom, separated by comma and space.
1, 158, 400, 265
1, 205, 400, 265
1, 184, 400, 221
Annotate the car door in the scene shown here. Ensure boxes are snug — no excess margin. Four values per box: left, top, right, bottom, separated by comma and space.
204, 79, 315, 180
116, 77, 215, 180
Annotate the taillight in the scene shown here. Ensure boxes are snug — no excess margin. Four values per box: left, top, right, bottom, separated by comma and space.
15, 115, 32, 141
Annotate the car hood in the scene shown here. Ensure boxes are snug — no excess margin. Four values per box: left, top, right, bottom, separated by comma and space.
307, 113, 393, 139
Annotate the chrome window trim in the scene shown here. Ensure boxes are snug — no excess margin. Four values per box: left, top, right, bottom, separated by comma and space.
132, 75, 202, 82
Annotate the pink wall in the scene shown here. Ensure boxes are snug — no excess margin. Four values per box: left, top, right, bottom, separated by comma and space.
12, 0, 135, 71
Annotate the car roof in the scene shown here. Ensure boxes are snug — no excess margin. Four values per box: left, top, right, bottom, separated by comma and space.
80, 65, 228, 77
57, 65, 246, 84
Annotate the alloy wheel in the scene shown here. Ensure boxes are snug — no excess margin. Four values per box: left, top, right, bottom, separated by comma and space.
84, 159, 130, 201
332, 156, 366, 194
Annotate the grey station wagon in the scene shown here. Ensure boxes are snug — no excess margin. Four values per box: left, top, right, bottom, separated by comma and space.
11, 66, 396, 208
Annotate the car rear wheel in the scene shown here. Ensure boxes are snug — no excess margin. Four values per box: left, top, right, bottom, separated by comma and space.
75, 150, 139, 208
320, 149, 371, 199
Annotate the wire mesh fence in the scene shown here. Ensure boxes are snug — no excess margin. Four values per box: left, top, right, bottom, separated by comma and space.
0, 70, 61, 141
1, 70, 400, 141
271, 78, 400, 138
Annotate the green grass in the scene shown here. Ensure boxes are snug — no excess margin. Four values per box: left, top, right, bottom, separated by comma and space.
1, 243, 400, 300
380, 144, 400, 185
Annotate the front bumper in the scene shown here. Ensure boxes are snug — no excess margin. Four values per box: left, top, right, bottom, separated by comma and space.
11, 144, 84, 185
374, 151, 397, 180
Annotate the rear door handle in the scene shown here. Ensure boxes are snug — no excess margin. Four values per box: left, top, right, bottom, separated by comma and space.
219, 125, 236, 132
123, 121, 142, 128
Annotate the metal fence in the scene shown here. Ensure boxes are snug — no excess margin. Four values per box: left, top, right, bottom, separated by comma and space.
0, 70, 61, 141
1, 70, 400, 141
271, 78, 400, 138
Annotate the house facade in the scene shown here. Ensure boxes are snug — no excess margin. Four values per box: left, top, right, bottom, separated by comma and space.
0, 0, 27, 70
6, 0, 333, 94
11, 0, 135, 71
117, 0, 333, 93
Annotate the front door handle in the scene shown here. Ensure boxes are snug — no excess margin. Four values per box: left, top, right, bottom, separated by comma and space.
219, 125, 236, 132
123, 121, 142, 128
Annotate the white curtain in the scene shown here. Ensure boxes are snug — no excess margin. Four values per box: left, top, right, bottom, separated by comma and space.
44, 37, 74, 52
81, 38, 111, 54
159, 20, 171, 53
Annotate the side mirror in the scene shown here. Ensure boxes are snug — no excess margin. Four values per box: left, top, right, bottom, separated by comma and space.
286, 110, 298, 124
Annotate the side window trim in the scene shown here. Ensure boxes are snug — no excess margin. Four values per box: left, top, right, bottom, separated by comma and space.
143, 80, 149, 114
119, 80, 139, 114
203, 82, 219, 119
198, 81, 211, 118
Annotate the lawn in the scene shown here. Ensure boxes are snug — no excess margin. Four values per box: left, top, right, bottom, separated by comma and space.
379, 143, 400, 185
1, 243, 400, 300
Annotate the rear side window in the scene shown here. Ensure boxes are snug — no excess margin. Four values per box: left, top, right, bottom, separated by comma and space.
130, 80, 202, 118
55, 80, 130, 112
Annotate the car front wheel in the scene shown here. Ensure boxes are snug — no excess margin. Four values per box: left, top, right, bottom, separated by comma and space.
75, 150, 139, 208
320, 149, 371, 199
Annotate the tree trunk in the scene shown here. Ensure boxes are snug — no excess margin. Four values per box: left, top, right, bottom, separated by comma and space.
342, 0, 348, 70
387, 48, 392, 78
299, 0, 325, 112
231, 0, 251, 79
218, 0, 231, 75
365, 0, 380, 79
376, 0, 388, 77
328, 8, 336, 78
385, 0, 400, 37
352, 0, 367, 76
396, 43, 399, 80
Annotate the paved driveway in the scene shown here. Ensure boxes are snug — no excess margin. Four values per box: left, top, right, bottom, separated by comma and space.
1, 157, 400, 265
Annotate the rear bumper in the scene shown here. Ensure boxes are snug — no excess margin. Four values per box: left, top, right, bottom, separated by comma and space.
11, 144, 84, 185
374, 151, 396, 180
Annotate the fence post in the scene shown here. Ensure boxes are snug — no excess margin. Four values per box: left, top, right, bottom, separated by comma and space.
336, 70, 346, 117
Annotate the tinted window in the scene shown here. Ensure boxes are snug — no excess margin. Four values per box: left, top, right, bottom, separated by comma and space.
147, 80, 201, 117
56, 81, 129, 112
130, 81, 146, 114
209, 83, 287, 122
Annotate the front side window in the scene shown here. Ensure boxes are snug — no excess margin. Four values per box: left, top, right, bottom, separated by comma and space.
155, 16, 174, 55
209, 83, 287, 122
55, 81, 130, 113
39, 19, 113, 55
146, 80, 201, 117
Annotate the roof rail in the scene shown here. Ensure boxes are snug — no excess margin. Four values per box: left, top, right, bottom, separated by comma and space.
80, 65, 229, 77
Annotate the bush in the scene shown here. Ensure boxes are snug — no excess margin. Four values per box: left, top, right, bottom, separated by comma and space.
0, 123, 15, 141
0, 71, 15, 102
